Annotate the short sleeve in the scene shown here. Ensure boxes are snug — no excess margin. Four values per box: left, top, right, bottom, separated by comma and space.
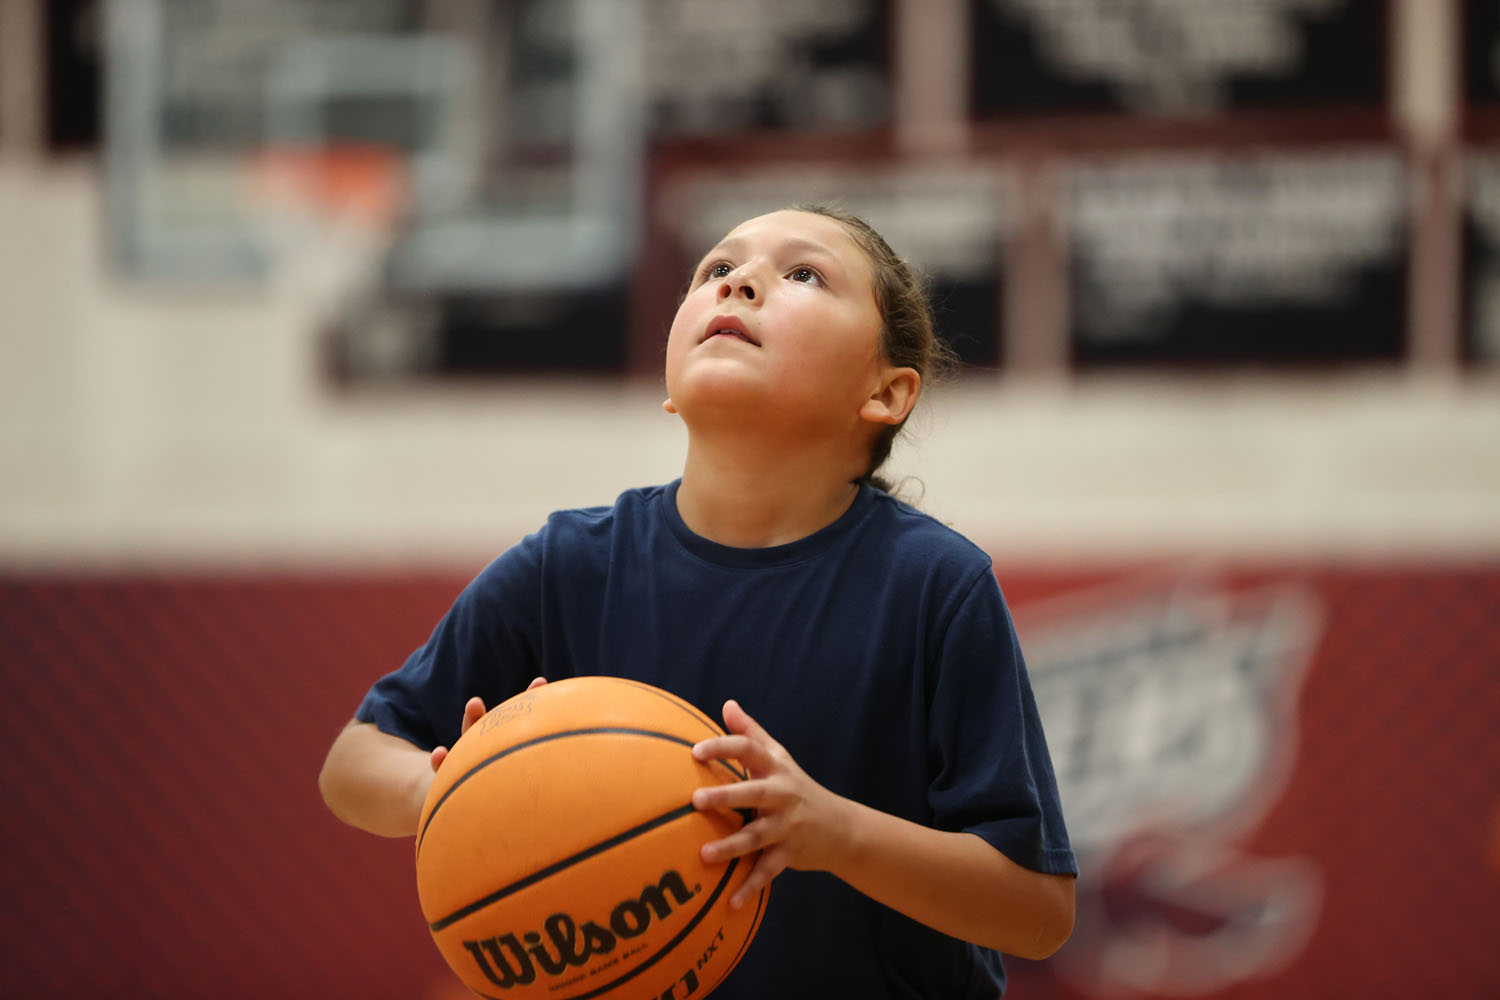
354, 531, 546, 751
926, 571, 1077, 877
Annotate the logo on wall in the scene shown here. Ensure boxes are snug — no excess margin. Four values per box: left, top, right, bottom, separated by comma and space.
1020, 572, 1324, 996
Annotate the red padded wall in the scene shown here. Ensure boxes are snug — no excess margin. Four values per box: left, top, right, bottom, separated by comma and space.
1, 565, 1496, 998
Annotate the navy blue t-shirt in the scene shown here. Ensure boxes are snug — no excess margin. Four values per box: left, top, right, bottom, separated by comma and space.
358, 481, 1075, 998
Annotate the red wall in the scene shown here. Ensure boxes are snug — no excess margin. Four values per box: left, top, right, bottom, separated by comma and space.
2, 565, 1496, 998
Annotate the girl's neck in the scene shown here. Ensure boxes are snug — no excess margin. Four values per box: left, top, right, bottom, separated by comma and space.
675, 437, 863, 549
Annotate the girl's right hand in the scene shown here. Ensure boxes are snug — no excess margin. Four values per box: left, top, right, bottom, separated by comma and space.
428, 677, 548, 772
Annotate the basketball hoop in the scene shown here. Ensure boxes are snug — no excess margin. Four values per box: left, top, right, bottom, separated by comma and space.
246, 144, 411, 344
248, 144, 407, 230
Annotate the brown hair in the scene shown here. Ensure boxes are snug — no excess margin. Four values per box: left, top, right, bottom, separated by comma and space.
793, 203, 955, 494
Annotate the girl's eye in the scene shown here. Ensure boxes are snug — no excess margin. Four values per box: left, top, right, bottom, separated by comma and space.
788, 266, 822, 285
702, 261, 733, 281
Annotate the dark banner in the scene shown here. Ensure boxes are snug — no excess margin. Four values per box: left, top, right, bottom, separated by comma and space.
971, 0, 1386, 118
1466, 0, 1500, 106
1067, 150, 1408, 366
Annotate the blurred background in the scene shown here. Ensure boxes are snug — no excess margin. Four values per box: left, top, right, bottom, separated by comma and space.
1, 1, 1496, 997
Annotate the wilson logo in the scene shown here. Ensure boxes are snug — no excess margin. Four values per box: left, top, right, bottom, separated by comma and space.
463, 870, 698, 989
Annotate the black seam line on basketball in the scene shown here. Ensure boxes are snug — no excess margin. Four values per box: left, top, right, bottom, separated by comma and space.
604, 678, 749, 782
427, 802, 697, 932
556, 855, 742, 1000
717, 882, 769, 989
698, 884, 766, 998
610, 677, 733, 740
708, 756, 749, 784
416, 726, 696, 857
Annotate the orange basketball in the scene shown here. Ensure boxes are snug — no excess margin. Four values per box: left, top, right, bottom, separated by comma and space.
415, 676, 768, 1000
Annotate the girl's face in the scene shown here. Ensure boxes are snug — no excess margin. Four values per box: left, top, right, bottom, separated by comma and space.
664, 210, 890, 440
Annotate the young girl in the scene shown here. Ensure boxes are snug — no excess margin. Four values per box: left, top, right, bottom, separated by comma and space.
319, 206, 1077, 997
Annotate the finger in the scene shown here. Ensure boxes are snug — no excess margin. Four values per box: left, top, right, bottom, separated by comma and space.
692, 734, 753, 761
430, 745, 449, 772
722, 699, 772, 743
700, 817, 776, 865
459, 696, 486, 735
692, 779, 773, 814
729, 847, 787, 910
720, 700, 790, 765
526, 676, 548, 691
692, 734, 778, 774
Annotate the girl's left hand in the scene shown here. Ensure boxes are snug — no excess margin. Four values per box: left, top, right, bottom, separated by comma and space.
691, 699, 853, 909
429, 676, 548, 773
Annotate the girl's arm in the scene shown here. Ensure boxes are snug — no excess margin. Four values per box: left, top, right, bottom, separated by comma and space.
318, 696, 489, 837
691, 700, 1075, 959
816, 796, 1074, 958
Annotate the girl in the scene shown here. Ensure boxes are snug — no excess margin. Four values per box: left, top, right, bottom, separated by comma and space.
319, 206, 1076, 997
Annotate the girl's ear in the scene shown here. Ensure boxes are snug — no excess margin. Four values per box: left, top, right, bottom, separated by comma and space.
858, 367, 920, 426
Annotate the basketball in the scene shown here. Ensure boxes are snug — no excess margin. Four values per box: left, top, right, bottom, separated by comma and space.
415, 676, 768, 999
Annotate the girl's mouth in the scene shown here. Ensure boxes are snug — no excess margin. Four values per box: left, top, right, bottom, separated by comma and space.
703, 316, 760, 346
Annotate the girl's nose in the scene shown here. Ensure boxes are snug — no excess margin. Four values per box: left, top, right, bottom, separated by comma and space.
717, 271, 757, 301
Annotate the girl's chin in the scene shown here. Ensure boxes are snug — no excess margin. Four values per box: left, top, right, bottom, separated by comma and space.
666, 368, 771, 412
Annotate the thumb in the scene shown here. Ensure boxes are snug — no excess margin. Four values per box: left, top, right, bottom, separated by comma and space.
459, 696, 486, 736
